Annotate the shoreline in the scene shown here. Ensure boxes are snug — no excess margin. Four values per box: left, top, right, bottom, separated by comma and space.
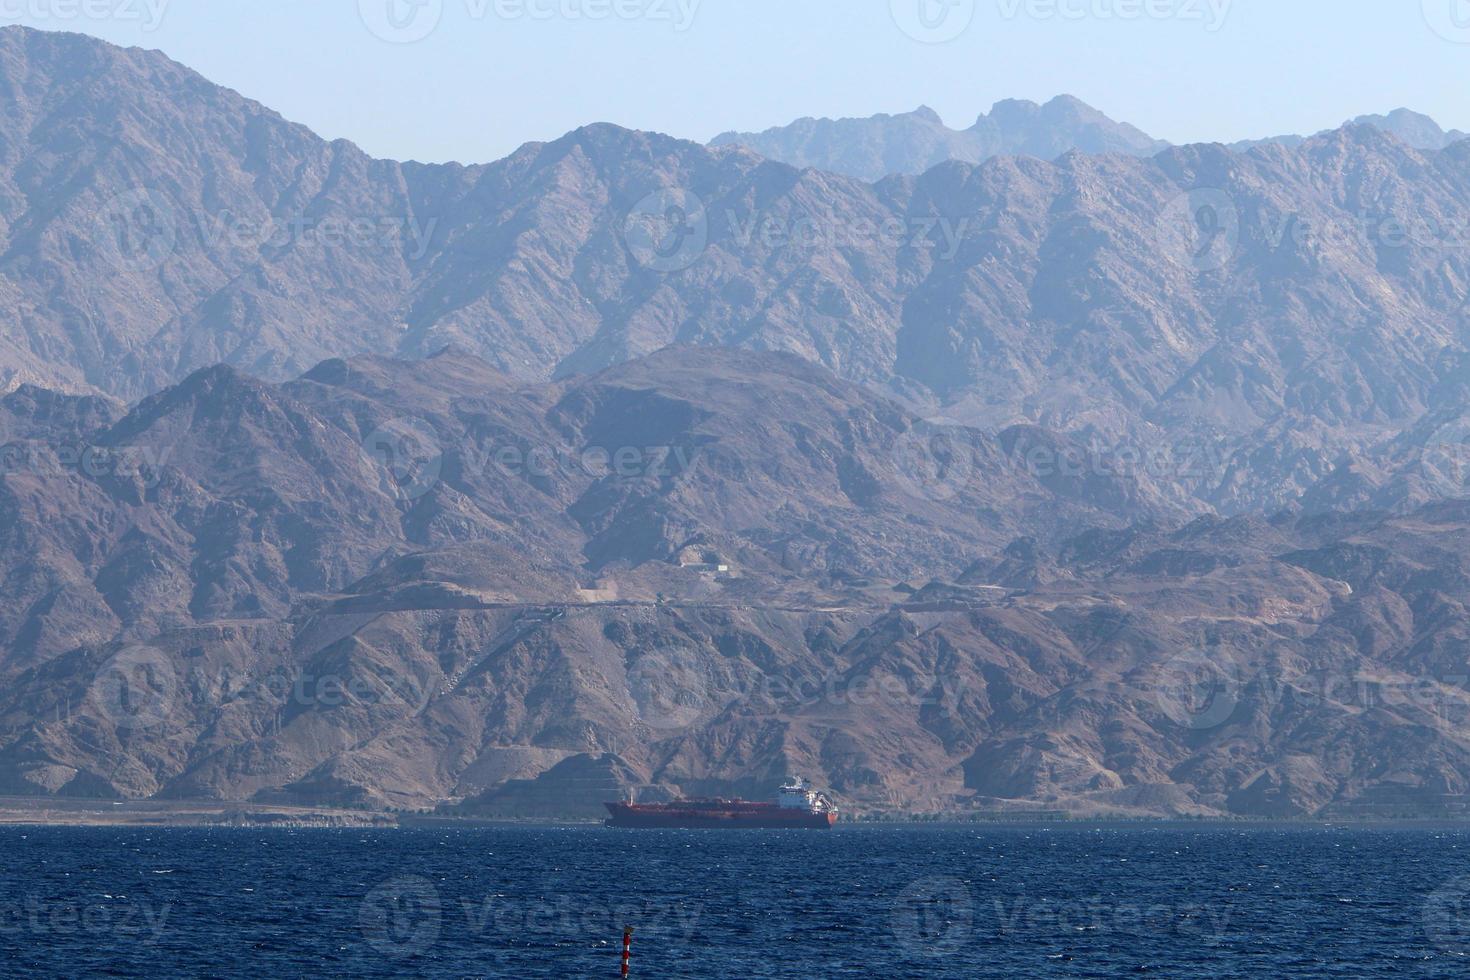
0, 797, 397, 828
3, 797, 1470, 830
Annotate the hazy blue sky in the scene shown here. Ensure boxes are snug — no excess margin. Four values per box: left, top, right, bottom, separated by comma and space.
6, 1, 1469, 163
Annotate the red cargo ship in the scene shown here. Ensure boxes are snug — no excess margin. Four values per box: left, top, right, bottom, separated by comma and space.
605, 778, 838, 829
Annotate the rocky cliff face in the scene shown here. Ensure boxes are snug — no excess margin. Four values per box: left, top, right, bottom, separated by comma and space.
0, 346, 1147, 809
4, 348, 1470, 818
6, 27, 1470, 818
4, 28, 1470, 520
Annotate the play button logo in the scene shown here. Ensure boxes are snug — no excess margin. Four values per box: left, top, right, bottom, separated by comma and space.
892, 0, 976, 43
1424, 0, 1470, 43
360, 0, 444, 44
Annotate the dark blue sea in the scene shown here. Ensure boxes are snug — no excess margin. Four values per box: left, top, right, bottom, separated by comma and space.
4, 824, 1470, 977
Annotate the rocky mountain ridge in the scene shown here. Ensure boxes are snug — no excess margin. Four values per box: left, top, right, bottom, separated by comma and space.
4, 27, 1470, 818
4, 349, 1470, 817
716, 100, 1470, 178
4, 28, 1470, 521
710, 95, 1169, 180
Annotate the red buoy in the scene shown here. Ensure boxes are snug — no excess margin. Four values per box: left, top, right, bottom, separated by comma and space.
621, 926, 634, 977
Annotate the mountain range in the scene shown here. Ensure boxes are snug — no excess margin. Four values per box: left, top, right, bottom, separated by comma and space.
0, 345, 1159, 810
4, 25, 1470, 520
713, 99, 1470, 178
7, 346, 1470, 818
710, 96, 1169, 181
5, 25, 1470, 817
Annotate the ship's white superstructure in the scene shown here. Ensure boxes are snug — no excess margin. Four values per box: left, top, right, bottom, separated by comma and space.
778, 777, 837, 814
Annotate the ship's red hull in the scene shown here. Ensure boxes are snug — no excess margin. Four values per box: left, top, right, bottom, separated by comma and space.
604, 801, 837, 829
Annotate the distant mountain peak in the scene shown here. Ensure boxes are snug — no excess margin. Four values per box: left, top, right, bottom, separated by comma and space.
986, 94, 1095, 122
711, 95, 1166, 180
1044, 93, 1091, 110
1347, 107, 1466, 149
989, 96, 1041, 111
1231, 107, 1467, 153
